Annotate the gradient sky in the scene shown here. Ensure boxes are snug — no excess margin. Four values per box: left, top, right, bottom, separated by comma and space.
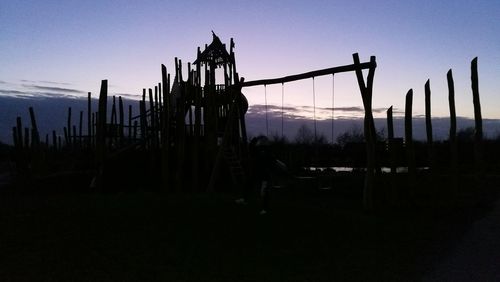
1, 0, 499, 120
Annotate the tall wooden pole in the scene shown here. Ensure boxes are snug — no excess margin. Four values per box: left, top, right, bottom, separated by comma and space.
425, 79, 434, 169
87, 92, 92, 147
353, 53, 377, 210
96, 80, 108, 187
387, 106, 396, 175
405, 89, 416, 201
471, 57, 483, 169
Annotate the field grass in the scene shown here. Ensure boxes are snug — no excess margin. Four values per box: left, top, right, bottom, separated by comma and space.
0, 173, 498, 281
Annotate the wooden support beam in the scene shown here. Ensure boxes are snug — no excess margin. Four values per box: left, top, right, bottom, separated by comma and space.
353, 53, 377, 210
241, 61, 376, 87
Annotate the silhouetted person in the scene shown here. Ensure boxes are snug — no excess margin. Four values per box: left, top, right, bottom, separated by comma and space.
248, 136, 275, 214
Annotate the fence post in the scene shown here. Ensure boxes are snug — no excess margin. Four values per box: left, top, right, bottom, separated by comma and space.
405, 89, 416, 202
471, 57, 483, 170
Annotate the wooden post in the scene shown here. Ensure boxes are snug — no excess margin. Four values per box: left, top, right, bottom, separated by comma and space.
79, 111, 83, 147
139, 100, 147, 142
133, 120, 138, 140
447, 70, 458, 172
73, 126, 77, 148
405, 89, 416, 201
16, 117, 23, 150
24, 128, 30, 149
87, 92, 92, 147
111, 96, 117, 145
67, 107, 72, 147
161, 64, 170, 190
353, 53, 377, 210
52, 130, 57, 149
387, 106, 396, 175
12, 127, 18, 148
149, 88, 155, 147
63, 127, 69, 146
471, 57, 483, 169
91, 113, 96, 147
128, 104, 132, 139
28, 107, 40, 147
425, 79, 434, 170
118, 96, 124, 144
96, 80, 108, 185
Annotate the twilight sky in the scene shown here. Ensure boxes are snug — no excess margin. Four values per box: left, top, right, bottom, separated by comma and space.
1, 0, 499, 121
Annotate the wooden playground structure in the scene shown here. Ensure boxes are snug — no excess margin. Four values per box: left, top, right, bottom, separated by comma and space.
10, 33, 489, 210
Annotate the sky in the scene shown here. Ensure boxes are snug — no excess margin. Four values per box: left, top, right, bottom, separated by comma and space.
1, 0, 499, 127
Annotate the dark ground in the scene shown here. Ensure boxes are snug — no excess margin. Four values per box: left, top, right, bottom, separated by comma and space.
0, 173, 499, 282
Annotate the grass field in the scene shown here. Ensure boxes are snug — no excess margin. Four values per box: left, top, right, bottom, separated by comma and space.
0, 173, 498, 281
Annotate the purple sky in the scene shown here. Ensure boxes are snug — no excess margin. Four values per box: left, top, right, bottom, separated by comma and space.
1, 1, 499, 121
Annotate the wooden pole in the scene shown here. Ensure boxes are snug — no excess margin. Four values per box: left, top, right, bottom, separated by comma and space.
149, 88, 155, 147
52, 130, 57, 149
87, 92, 92, 147
405, 89, 416, 201
387, 106, 396, 175
24, 128, 30, 149
118, 96, 124, 144
128, 104, 132, 139
16, 117, 23, 150
425, 79, 434, 170
67, 107, 72, 147
28, 107, 40, 147
471, 57, 483, 169
79, 111, 83, 147
96, 80, 108, 182
447, 69, 458, 199
353, 53, 377, 210
161, 64, 170, 190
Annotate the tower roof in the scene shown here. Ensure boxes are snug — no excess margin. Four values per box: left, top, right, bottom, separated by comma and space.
194, 31, 232, 66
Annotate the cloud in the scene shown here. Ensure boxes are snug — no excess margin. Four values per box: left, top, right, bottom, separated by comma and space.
0, 89, 26, 95
0, 80, 6, 84
0, 88, 83, 99
22, 84, 85, 94
38, 80, 72, 86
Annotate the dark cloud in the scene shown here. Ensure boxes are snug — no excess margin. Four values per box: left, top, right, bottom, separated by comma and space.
38, 80, 72, 86
22, 84, 85, 94
0, 80, 6, 84
0, 89, 26, 95
113, 93, 142, 100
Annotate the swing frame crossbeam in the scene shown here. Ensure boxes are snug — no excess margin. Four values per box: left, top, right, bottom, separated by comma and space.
240, 61, 376, 87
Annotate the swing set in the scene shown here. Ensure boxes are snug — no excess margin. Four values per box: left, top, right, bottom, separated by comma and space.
241, 57, 376, 144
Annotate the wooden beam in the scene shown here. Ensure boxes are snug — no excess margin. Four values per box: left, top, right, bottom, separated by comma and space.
241, 61, 375, 87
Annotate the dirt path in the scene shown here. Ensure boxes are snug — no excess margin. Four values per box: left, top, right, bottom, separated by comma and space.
424, 198, 500, 281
